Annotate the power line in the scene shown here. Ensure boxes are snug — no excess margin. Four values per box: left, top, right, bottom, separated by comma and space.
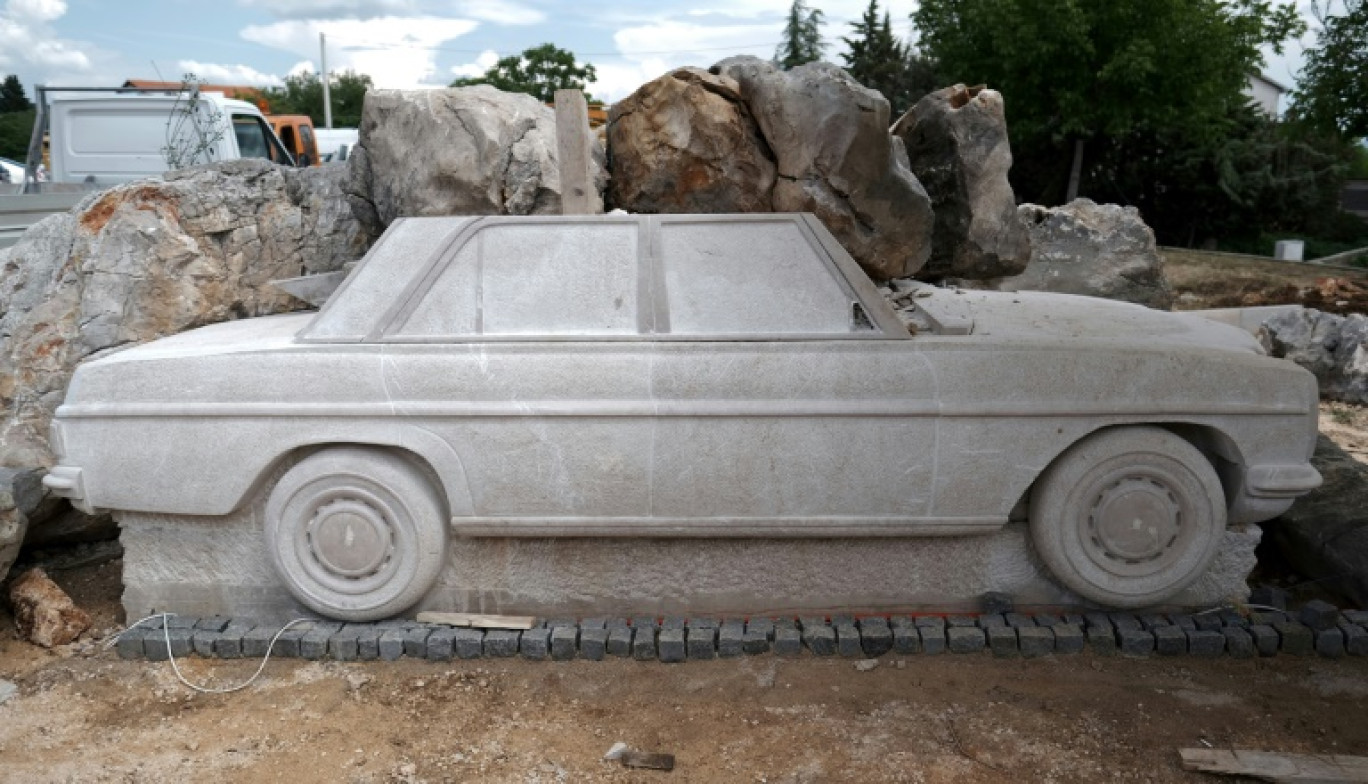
328, 38, 779, 57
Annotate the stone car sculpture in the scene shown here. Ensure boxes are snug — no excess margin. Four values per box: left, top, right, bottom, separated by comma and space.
43, 214, 1322, 621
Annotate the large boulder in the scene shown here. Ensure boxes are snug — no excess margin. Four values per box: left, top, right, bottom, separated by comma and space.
893, 84, 1030, 280
1259, 308, 1368, 404
1266, 436, 1368, 607
608, 68, 775, 213
980, 199, 1173, 309
711, 57, 934, 280
346, 86, 608, 238
0, 468, 44, 582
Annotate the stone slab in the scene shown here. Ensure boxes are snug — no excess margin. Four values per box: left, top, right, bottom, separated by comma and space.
117, 515, 1261, 624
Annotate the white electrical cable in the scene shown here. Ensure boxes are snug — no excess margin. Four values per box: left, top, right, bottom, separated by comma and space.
107, 613, 315, 694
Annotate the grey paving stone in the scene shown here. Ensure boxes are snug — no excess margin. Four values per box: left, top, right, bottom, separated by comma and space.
1140, 614, 1171, 631
1249, 611, 1288, 626
606, 618, 630, 629
214, 623, 253, 659
1193, 613, 1223, 632
547, 617, 577, 629
426, 628, 458, 661
403, 626, 432, 658
1109, 613, 1141, 632
550, 627, 578, 661
892, 625, 921, 655
192, 629, 222, 658
274, 626, 308, 658
1018, 626, 1054, 658
194, 616, 231, 632
1153, 625, 1187, 656
517, 623, 549, 659
1186, 629, 1224, 658
165, 615, 198, 629
1032, 614, 1064, 627
1300, 600, 1339, 632
947, 626, 985, 654
1274, 620, 1314, 656
242, 626, 279, 658
357, 629, 382, 661
482, 630, 519, 658
1084, 613, 1113, 631
718, 622, 744, 658
662, 617, 687, 631
1053, 624, 1085, 655
742, 630, 770, 655
1063, 613, 1086, 627
1316, 628, 1346, 659
1222, 627, 1255, 659
688, 618, 720, 629
1218, 608, 1248, 628
686, 627, 716, 660
144, 628, 172, 661
579, 617, 607, 630
920, 626, 947, 655
858, 618, 893, 658
1118, 628, 1154, 657
1343, 610, 1368, 626
950, 615, 982, 628
746, 618, 775, 639
1005, 613, 1036, 629
835, 624, 862, 657
579, 628, 608, 661
831, 614, 856, 627
116, 627, 149, 660
606, 626, 634, 657
1249, 584, 1288, 610
1171, 615, 1197, 631
631, 627, 656, 661
1249, 624, 1279, 657
631, 616, 660, 632
451, 629, 483, 659
658, 629, 686, 663
164, 627, 195, 657
1340, 620, 1368, 656
379, 629, 406, 661
913, 616, 945, 630
987, 625, 1018, 657
329, 629, 361, 661
1086, 625, 1117, 656
803, 625, 837, 656
980, 591, 1013, 614
773, 627, 802, 657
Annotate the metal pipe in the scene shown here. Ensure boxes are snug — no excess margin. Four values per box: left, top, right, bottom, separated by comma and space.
320, 33, 332, 129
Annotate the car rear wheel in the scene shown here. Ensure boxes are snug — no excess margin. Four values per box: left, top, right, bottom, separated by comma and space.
1030, 427, 1226, 608
265, 447, 447, 621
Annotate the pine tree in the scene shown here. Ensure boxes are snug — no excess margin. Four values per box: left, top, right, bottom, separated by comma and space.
775, 1, 826, 69
0, 75, 32, 114
842, 1, 908, 108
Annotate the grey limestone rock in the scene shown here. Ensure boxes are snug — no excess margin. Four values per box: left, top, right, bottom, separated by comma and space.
979, 199, 1173, 309
1260, 308, 1368, 405
893, 85, 1030, 280
0, 467, 44, 582
711, 56, 934, 280
346, 86, 605, 239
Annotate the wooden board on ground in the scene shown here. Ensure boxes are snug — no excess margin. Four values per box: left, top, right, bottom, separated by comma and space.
1179, 748, 1368, 782
414, 612, 536, 630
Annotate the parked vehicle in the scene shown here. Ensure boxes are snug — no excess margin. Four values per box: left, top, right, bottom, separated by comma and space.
314, 128, 358, 163
45, 89, 294, 185
268, 114, 319, 167
0, 157, 22, 183
43, 213, 1323, 620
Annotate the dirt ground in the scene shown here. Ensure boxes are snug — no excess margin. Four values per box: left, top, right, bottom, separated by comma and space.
2, 417, 1367, 784
1163, 250, 1368, 314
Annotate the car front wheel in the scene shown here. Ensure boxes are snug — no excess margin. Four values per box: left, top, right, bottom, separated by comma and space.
1030, 427, 1226, 608
265, 447, 448, 621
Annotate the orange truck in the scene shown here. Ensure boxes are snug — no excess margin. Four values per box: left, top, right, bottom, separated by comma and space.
268, 115, 320, 167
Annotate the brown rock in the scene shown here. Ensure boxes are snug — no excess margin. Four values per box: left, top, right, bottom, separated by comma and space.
8, 567, 91, 647
608, 68, 776, 213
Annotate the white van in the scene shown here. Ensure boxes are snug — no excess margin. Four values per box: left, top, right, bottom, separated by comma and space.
314, 128, 359, 163
48, 91, 294, 185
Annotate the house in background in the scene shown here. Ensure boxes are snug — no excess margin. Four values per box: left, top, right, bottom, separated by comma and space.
1243, 72, 1286, 117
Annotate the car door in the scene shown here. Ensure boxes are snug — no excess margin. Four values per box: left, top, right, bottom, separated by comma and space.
643, 215, 943, 535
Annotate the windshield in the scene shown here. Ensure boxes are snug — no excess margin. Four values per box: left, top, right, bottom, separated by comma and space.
232, 114, 294, 165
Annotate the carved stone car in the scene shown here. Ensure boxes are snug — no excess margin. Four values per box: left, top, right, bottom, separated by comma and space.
44, 214, 1322, 620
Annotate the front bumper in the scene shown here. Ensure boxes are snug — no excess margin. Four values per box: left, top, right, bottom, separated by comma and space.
42, 465, 92, 514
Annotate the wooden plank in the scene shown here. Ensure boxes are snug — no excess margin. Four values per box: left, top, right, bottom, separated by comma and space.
1179, 748, 1368, 783
553, 88, 599, 215
414, 612, 536, 630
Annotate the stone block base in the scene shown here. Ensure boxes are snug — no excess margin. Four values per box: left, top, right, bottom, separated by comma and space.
118, 510, 1259, 624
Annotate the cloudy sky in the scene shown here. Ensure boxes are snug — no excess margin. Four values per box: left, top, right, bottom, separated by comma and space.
0, 0, 1322, 106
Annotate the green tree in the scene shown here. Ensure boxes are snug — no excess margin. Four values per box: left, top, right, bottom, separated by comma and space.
775, 0, 826, 69
262, 70, 373, 128
841, 1, 941, 113
1290, 0, 1368, 139
450, 44, 596, 102
0, 75, 32, 113
913, 0, 1304, 204
0, 110, 35, 160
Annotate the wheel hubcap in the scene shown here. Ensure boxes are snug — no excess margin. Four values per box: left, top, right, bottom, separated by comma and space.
306, 498, 394, 580
1087, 476, 1181, 564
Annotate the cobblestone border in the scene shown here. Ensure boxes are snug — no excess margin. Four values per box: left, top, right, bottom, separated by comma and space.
113, 600, 1368, 663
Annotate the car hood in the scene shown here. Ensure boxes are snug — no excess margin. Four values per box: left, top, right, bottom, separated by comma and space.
898, 286, 1265, 354
86, 312, 316, 365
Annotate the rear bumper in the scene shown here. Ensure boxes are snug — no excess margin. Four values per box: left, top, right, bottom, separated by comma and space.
1246, 463, 1323, 498
42, 465, 93, 514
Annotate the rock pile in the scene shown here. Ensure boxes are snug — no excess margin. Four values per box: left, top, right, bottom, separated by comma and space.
346, 86, 608, 240
1260, 308, 1368, 404
9, 567, 91, 647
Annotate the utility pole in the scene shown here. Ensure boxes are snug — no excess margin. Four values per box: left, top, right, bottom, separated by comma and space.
320, 32, 333, 129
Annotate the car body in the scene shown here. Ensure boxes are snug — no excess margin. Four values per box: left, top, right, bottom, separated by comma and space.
44, 213, 1322, 619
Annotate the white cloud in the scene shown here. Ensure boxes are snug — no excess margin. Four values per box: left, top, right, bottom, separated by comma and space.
237, 0, 416, 19
588, 60, 676, 103
240, 15, 479, 88
6, 0, 64, 22
177, 60, 285, 87
614, 20, 777, 63
450, 49, 499, 78
0, 0, 95, 80
454, 0, 543, 25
